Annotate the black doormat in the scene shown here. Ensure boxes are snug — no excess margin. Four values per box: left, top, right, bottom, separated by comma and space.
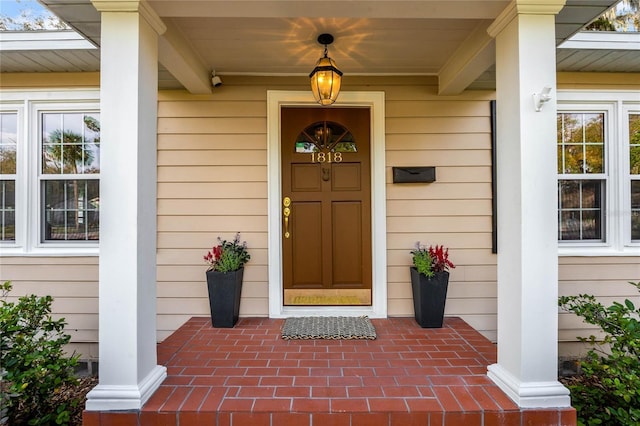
281, 316, 377, 340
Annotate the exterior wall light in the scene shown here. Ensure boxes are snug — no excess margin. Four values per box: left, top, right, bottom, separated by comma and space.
533, 86, 552, 111
309, 34, 343, 106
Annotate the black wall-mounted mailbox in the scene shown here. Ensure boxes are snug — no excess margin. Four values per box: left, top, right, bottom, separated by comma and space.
392, 166, 436, 183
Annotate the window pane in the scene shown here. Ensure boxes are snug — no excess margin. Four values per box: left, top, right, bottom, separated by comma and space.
562, 145, 584, 173
62, 114, 83, 143
42, 113, 61, 144
43, 180, 99, 241
632, 211, 640, 241
41, 112, 100, 175
584, 145, 603, 173
561, 113, 584, 143
632, 181, 640, 209
0, 113, 17, 175
630, 114, 640, 175
62, 145, 84, 174
581, 210, 602, 240
295, 121, 357, 153
0, 146, 16, 174
0, 180, 15, 241
583, 114, 604, 143
558, 179, 604, 241
630, 146, 640, 175
558, 113, 605, 175
559, 211, 580, 240
581, 181, 602, 208
632, 181, 640, 241
560, 181, 580, 209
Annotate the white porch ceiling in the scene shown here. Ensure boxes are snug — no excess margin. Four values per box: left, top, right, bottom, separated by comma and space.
2, 0, 629, 92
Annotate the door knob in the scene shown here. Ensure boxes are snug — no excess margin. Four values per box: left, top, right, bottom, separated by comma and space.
283, 197, 291, 238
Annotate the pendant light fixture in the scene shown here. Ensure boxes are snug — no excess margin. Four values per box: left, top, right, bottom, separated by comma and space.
309, 33, 343, 106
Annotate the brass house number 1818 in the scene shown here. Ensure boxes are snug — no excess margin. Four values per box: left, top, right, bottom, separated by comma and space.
310, 152, 343, 163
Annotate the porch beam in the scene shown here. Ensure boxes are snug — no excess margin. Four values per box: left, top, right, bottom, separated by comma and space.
486, 0, 571, 408
148, 1, 508, 19
86, 0, 166, 411
158, 19, 212, 94
438, 21, 495, 95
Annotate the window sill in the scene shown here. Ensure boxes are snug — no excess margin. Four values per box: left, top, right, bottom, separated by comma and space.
0, 246, 99, 257
559, 246, 640, 257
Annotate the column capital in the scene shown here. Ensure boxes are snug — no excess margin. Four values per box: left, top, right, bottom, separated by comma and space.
91, 0, 166, 35
488, 0, 567, 38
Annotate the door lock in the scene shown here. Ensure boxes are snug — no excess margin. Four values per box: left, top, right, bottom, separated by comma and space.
283, 197, 291, 238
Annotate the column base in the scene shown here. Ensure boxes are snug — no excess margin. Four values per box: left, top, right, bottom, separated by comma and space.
488, 363, 571, 408
85, 365, 167, 411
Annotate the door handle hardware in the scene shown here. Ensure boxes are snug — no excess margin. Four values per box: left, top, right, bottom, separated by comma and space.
283, 206, 291, 238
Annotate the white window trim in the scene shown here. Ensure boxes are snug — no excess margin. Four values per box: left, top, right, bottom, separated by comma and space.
558, 90, 640, 257
623, 103, 640, 248
0, 89, 100, 256
0, 103, 24, 251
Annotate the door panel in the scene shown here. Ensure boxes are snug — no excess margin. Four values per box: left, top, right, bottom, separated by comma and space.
281, 107, 372, 306
332, 201, 363, 286
291, 202, 322, 287
291, 164, 322, 192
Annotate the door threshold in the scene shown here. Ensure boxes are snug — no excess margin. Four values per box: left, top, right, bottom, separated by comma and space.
284, 289, 371, 306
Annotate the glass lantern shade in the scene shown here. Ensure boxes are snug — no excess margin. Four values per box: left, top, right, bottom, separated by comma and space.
309, 56, 343, 106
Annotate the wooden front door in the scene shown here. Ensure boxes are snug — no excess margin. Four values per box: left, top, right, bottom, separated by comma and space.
281, 107, 372, 306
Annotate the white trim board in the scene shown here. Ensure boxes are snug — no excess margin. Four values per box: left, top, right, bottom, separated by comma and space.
267, 91, 388, 318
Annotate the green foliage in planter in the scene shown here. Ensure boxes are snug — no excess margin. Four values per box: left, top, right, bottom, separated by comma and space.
411, 249, 434, 278
559, 281, 640, 426
0, 281, 80, 425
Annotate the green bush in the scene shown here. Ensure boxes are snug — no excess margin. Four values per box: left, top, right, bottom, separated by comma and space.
559, 281, 640, 426
0, 281, 80, 425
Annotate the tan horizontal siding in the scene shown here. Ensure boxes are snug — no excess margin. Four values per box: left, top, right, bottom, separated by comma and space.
156, 76, 498, 342
15, 75, 640, 355
558, 257, 640, 355
0, 257, 98, 358
377, 83, 495, 340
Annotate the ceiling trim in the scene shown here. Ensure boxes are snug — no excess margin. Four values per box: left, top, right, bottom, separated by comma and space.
438, 21, 496, 95
149, 1, 509, 20
158, 20, 212, 94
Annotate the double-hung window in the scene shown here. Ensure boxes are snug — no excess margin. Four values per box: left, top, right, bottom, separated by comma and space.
558, 91, 640, 254
41, 111, 100, 242
0, 91, 100, 255
627, 109, 640, 241
0, 112, 17, 242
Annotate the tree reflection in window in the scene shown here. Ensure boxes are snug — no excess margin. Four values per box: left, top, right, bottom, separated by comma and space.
41, 113, 100, 241
294, 121, 357, 153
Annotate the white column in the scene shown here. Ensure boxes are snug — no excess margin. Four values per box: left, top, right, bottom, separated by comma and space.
486, 0, 571, 408
86, 0, 167, 411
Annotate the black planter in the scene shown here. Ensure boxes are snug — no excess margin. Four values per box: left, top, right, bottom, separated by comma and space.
410, 267, 449, 328
206, 267, 244, 328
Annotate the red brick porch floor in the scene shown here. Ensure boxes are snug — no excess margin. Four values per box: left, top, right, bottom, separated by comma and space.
83, 317, 575, 426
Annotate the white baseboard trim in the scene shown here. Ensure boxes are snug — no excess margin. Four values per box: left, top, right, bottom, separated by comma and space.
85, 365, 167, 411
487, 363, 571, 408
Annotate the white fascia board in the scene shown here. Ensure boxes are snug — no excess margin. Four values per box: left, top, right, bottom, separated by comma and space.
559, 31, 640, 50
0, 30, 96, 51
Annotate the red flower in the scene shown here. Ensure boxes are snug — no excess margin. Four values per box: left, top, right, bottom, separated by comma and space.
428, 245, 455, 272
